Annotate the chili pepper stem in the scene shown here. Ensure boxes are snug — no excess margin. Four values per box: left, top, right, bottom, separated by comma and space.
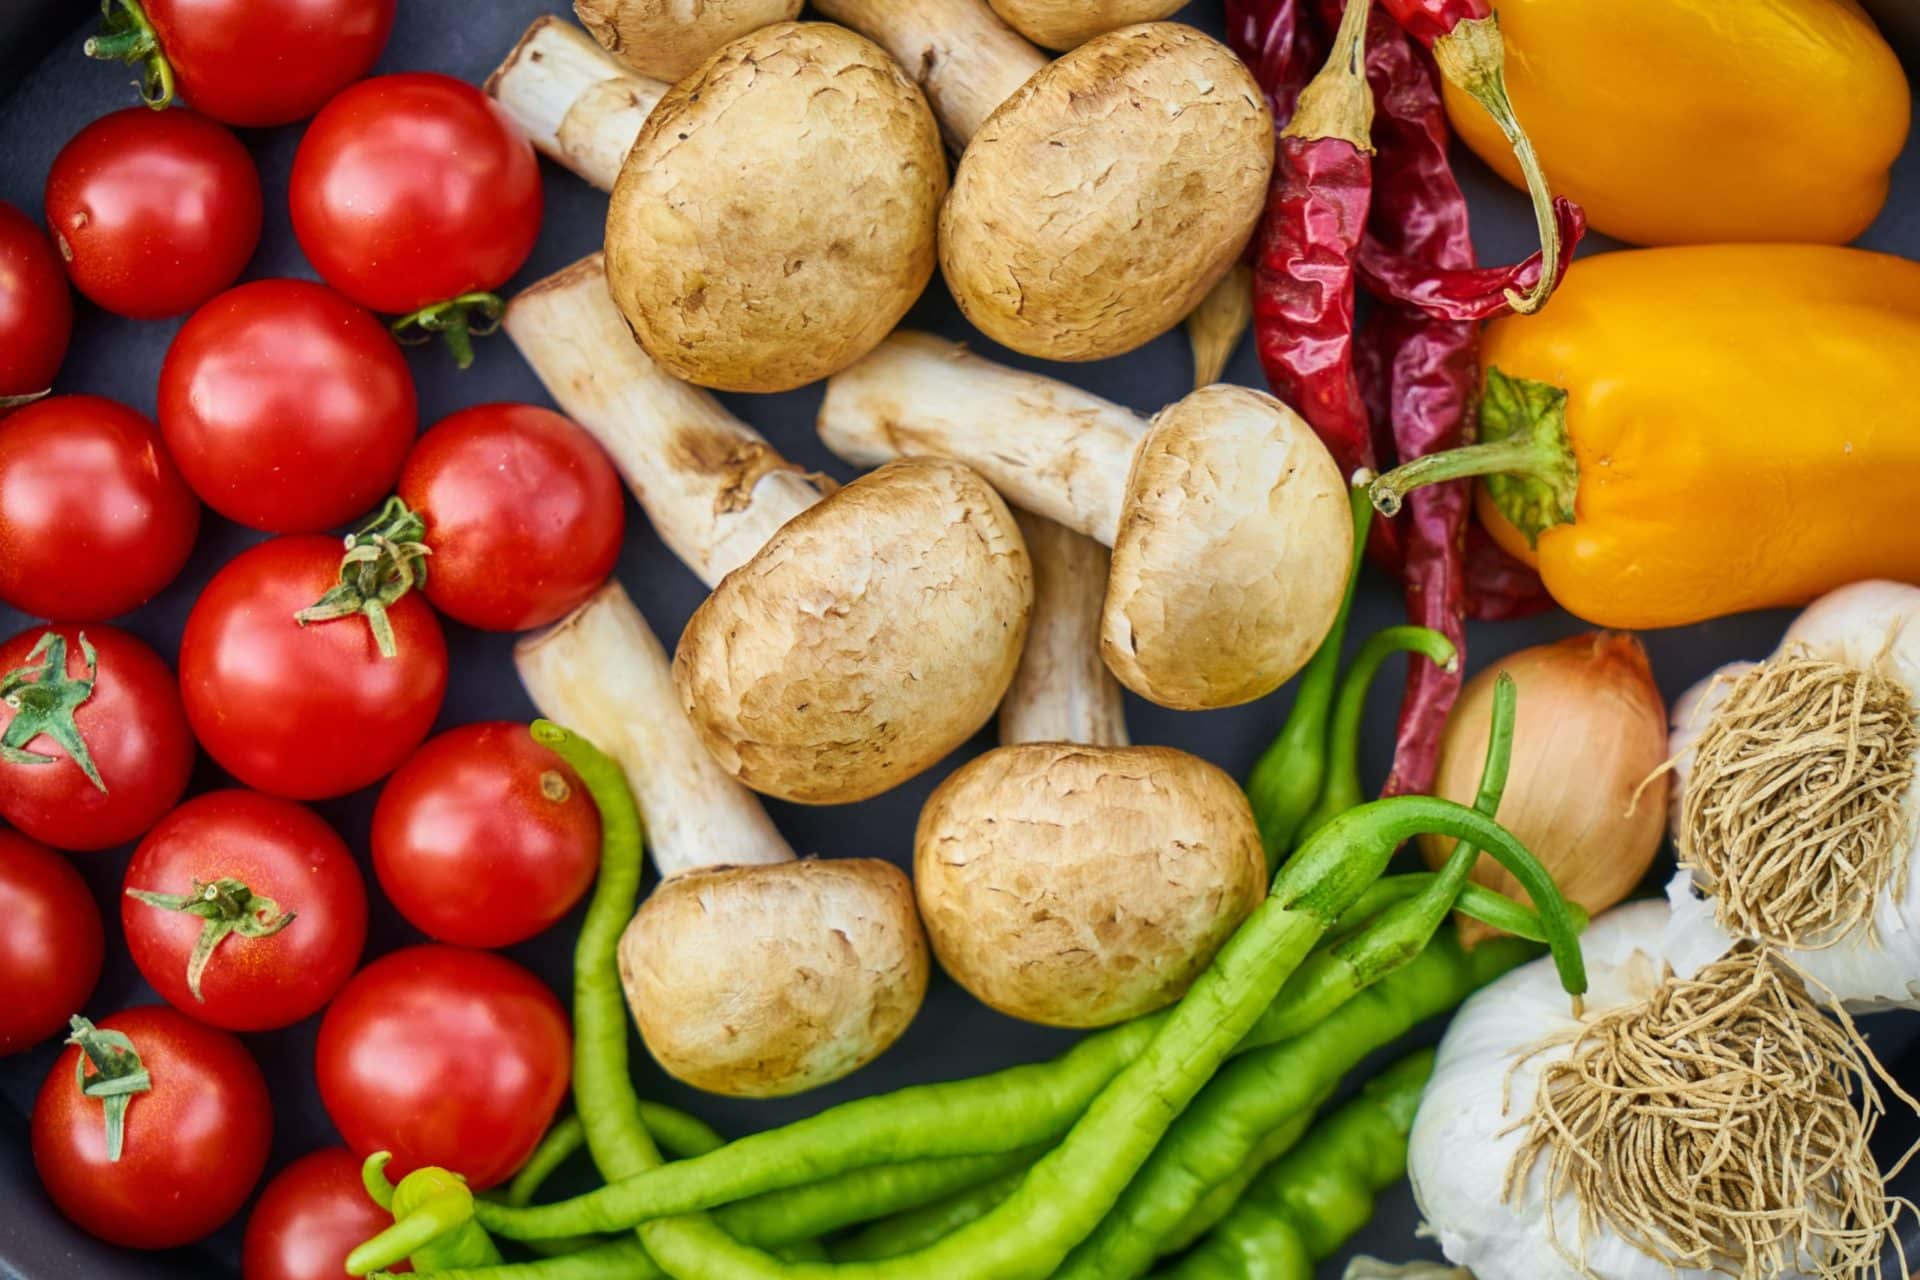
391, 293, 507, 370
83, 0, 175, 109
1432, 16, 1561, 314
1369, 367, 1579, 545
1283, 0, 1376, 148
0, 631, 106, 791
295, 497, 432, 658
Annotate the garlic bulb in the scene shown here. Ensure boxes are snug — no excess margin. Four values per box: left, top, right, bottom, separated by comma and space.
1663, 580, 1920, 1010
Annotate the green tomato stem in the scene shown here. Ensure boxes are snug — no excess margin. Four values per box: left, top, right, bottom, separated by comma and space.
123, 877, 295, 1002
65, 1016, 151, 1163
390, 293, 506, 371
1, 631, 106, 791
82, 0, 176, 109
294, 497, 431, 659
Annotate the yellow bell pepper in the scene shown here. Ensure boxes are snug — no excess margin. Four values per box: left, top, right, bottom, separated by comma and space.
1443, 0, 1911, 246
1369, 245, 1920, 630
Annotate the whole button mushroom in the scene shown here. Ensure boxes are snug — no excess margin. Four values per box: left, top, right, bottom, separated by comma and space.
939, 24, 1273, 362
505, 258, 1033, 805
819, 332, 1352, 711
573, 0, 803, 83
987, 1, 1191, 51
920, 513, 1269, 1027
518, 580, 928, 1096
603, 22, 947, 392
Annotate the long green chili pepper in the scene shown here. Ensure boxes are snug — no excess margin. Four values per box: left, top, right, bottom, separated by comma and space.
1299, 624, 1460, 841
508, 1116, 590, 1210
593, 798, 1573, 1280
1333, 872, 1567, 941
350, 1156, 505, 1275
1163, 1049, 1436, 1280
1246, 484, 1373, 866
1050, 675, 1520, 1279
719, 1147, 1042, 1244
830, 1167, 1031, 1263
1158, 1097, 1328, 1257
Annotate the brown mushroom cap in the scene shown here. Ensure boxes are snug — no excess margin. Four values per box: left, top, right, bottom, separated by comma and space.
986, 0, 1188, 51
938, 23, 1272, 362
619, 859, 928, 1096
916, 744, 1266, 1027
675, 457, 1033, 805
606, 22, 947, 392
1103, 384, 1351, 710
575, 0, 804, 83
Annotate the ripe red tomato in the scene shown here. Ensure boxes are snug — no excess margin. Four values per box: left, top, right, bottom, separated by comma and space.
0, 624, 195, 852
32, 1006, 272, 1249
398, 404, 625, 631
290, 74, 541, 317
109, 0, 397, 128
179, 536, 447, 800
373, 723, 601, 948
0, 832, 103, 1056
243, 1147, 410, 1280
159, 280, 417, 533
44, 107, 261, 320
0, 396, 200, 621
123, 791, 368, 1031
316, 945, 570, 1190
0, 201, 72, 405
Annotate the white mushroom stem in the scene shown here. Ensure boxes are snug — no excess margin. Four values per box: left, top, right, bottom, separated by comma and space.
515, 580, 791, 877
818, 331, 1147, 544
999, 509, 1128, 748
810, 0, 1046, 149
502, 255, 825, 586
487, 16, 667, 192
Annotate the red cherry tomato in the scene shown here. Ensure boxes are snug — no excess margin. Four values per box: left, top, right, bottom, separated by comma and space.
290, 74, 541, 323
123, 791, 367, 1031
32, 1005, 272, 1249
316, 945, 570, 1190
373, 723, 601, 948
0, 201, 72, 404
94, 0, 396, 128
0, 396, 201, 621
159, 280, 417, 533
180, 536, 447, 800
44, 107, 261, 320
243, 1147, 410, 1280
0, 624, 195, 852
0, 832, 103, 1056
398, 404, 625, 631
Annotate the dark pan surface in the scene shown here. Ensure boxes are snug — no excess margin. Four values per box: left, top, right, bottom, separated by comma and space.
2, 2, 1917, 1275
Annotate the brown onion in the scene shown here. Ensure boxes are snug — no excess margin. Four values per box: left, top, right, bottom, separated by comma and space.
1418, 632, 1668, 941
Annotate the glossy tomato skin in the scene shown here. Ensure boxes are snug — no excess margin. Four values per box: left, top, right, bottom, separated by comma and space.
123, 791, 368, 1031
32, 1005, 272, 1248
44, 107, 261, 319
0, 832, 103, 1056
399, 404, 625, 631
290, 74, 542, 315
0, 624, 195, 852
179, 536, 447, 800
243, 1147, 410, 1280
373, 723, 601, 947
159, 280, 417, 533
0, 396, 200, 621
145, 0, 397, 128
0, 201, 72, 402
316, 945, 570, 1190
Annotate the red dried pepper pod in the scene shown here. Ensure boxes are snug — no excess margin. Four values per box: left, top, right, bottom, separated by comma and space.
1374, 0, 1567, 314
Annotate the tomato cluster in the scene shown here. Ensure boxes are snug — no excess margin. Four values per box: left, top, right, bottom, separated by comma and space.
2, 9, 625, 1271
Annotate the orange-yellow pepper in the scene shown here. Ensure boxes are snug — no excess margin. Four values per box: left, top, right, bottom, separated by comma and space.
1443, 0, 1911, 246
1370, 245, 1920, 630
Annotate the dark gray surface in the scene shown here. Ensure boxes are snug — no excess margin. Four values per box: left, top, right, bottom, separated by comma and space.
1, 2, 1916, 1277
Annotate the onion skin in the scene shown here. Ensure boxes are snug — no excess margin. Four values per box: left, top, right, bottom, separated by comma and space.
1419, 633, 1667, 941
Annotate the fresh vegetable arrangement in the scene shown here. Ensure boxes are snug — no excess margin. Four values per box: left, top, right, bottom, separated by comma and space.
1, 2, 1917, 1279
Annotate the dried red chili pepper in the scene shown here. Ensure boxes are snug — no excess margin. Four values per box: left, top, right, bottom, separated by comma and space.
1357, 197, 1586, 322
1225, 0, 1327, 127
1373, 0, 1566, 315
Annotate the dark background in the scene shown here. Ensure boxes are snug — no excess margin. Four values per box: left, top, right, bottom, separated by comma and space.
3, 1, 1918, 1276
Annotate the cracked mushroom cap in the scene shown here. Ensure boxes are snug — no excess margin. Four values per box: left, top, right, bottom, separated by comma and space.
619, 859, 928, 1096
916, 744, 1267, 1027
987, 0, 1190, 51
605, 22, 947, 392
674, 457, 1033, 805
574, 0, 804, 83
938, 23, 1272, 362
1103, 383, 1351, 710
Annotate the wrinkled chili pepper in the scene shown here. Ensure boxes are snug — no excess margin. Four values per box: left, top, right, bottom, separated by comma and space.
1357, 198, 1585, 322
1224, 0, 1326, 127
1372, 0, 1566, 314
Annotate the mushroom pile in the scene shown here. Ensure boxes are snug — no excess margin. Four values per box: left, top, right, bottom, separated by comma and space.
488, 0, 1323, 1060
